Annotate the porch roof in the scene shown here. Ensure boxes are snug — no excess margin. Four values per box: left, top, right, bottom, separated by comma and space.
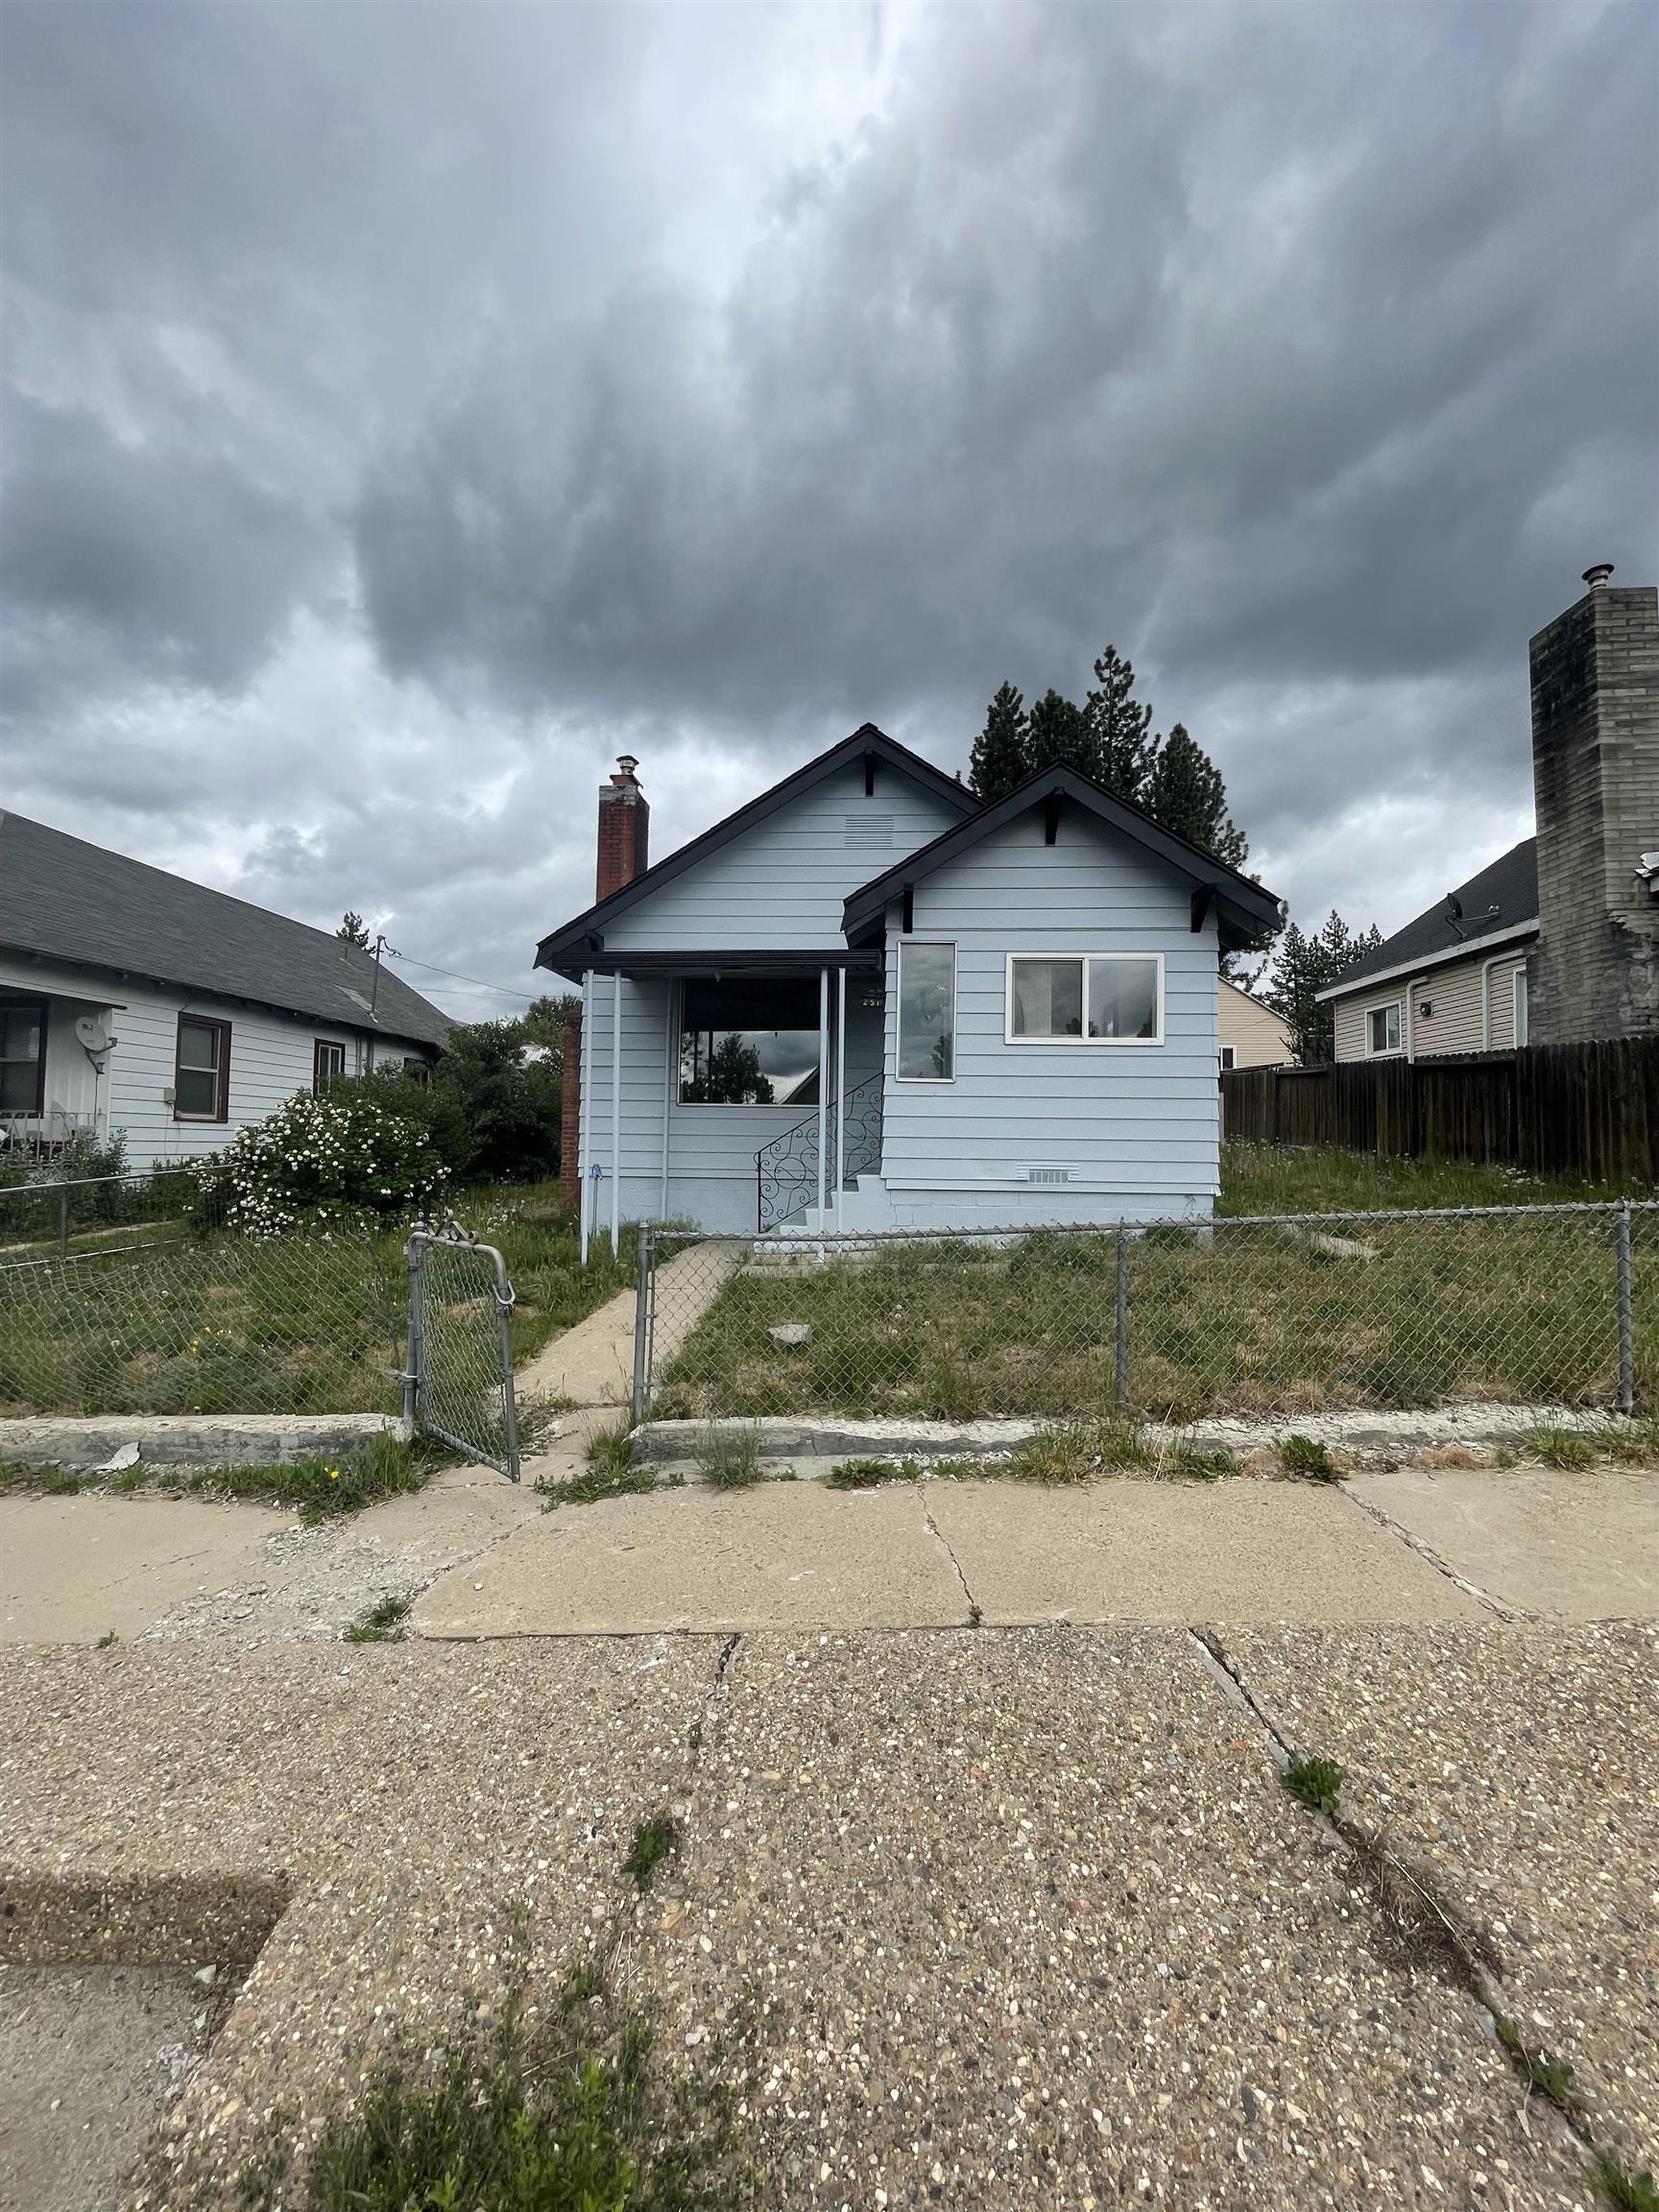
554, 948, 882, 980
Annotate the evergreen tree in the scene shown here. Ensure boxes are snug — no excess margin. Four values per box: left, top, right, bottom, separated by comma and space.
968, 682, 1031, 803
1085, 645, 1157, 804
1143, 723, 1248, 870
336, 911, 372, 949
1259, 910, 1384, 1065
1025, 687, 1095, 779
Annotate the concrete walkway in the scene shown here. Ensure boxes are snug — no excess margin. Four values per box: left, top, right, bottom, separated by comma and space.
515, 1238, 742, 1408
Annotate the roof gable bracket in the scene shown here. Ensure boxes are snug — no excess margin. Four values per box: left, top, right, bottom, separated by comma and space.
864, 748, 877, 797
1190, 884, 1216, 934
1044, 791, 1062, 846
902, 882, 914, 934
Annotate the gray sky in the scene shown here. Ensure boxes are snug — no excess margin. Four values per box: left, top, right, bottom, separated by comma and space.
4, 2, 1655, 1018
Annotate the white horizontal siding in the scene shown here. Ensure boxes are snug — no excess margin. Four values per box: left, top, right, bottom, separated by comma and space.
1332, 944, 1536, 1062
0, 954, 426, 1165
596, 760, 965, 952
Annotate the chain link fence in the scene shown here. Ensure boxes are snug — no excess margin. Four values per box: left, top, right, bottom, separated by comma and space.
637, 1202, 1658, 1426
404, 1219, 520, 1480
0, 1170, 403, 1419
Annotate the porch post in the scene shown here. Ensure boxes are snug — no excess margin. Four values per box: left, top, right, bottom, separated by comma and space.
816, 967, 830, 1224
611, 971, 623, 1257
579, 970, 593, 1266
834, 966, 847, 1209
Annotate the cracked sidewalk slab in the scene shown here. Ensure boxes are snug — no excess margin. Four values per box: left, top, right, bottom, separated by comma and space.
1215, 1622, 1659, 2173
637, 1625, 1595, 2209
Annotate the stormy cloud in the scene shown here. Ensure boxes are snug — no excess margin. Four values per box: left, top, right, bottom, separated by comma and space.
3, 1, 1655, 1010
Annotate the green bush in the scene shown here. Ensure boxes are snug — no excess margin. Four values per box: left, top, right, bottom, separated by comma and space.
195, 1092, 447, 1238
335, 1016, 569, 1186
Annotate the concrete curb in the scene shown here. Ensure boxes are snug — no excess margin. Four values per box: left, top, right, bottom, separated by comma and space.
0, 1413, 409, 1471
630, 1403, 1630, 1465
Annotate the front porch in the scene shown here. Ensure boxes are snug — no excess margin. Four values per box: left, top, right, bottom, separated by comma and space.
576, 952, 888, 1249
0, 988, 116, 1158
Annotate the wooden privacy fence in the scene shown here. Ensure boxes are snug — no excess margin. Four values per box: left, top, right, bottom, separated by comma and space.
1222, 1036, 1659, 1185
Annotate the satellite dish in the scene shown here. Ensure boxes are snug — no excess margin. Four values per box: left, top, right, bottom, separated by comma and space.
75, 1015, 112, 1052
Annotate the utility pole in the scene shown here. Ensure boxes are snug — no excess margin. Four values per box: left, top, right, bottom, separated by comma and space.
370, 933, 388, 1018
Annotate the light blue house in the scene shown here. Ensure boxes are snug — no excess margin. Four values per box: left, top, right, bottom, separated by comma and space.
537, 730, 1282, 1247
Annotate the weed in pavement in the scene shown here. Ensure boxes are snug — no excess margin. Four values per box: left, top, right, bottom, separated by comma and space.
827, 1456, 920, 1490
1599, 1419, 1659, 1466
624, 1813, 681, 1893
1599, 2154, 1659, 2212
540, 1463, 661, 1510
1167, 1444, 1235, 1480
1281, 1433, 1340, 1481
999, 1421, 1150, 1484
586, 1416, 637, 1476
94, 1628, 117, 1648
235, 1968, 752, 2212
1524, 1426, 1599, 1471
1495, 2017, 1577, 2111
695, 1422, 764, 1489
344, 1594, 411, 1644
1283, 1754, 1343, 1816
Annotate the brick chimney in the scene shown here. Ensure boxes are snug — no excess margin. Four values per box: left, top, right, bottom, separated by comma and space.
1527, 565, 1659, 1045
596, 755, 649, 902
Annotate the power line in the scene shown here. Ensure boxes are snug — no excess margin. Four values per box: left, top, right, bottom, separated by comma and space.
384, 949, 543, 1003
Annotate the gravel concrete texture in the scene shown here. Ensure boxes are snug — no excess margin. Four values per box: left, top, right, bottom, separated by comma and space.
517, 1238, 741, 1407
0, 1960, 212, 2212
0, 1495, 291, 1645
0, 1638, 715, 2204
0, 1412, 402, 1472
1347, 1466, 1658, 1619
415, 1480, 969, 1637
641, 1627, 1594, 2209
926, 1479, 1485, 1627
1218, 1623, 1659, 2172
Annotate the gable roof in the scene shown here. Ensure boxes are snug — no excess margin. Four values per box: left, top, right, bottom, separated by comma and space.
535, 723, 978, 974
1319, 837, 1538, 1000
841, 761, 1285, 950
0, 811, 450, 1047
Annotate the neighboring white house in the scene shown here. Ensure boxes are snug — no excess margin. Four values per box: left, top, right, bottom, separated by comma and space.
0, 812, 448, 1164
537, 732, 1284, 1243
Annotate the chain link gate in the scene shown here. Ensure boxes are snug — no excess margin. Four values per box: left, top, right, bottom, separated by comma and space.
404, 1215, 521, 1481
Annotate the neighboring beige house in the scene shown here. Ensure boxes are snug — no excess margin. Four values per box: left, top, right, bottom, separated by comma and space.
1321, 565, 1658, 1063
1218, 978, 1291, 1068
1323, 841, 1537, 1064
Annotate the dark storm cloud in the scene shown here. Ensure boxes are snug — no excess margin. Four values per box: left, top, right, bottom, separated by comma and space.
2, 0, 1655, 997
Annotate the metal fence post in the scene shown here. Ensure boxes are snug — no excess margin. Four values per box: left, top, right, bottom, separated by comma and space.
1114, 1227, 1129, 1409
1615, 1198, 1636, 1416
495, 1262, 520, 1483
58, 1182, 69, 1261
404, 1234, 426, 1437
632, 1222, 653, 1426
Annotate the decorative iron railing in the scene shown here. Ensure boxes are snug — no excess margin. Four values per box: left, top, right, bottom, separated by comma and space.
755, 1075, 884, 1233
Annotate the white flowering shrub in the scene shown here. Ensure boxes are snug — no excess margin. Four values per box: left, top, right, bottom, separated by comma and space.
195, 1093, 448, 1238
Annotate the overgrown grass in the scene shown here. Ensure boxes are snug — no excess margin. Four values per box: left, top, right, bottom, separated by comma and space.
1218, 1142, 1652, 1216
236, 1968, 753, 2212
1280, 1433, 1340, 1481
344, 1593, 411, 1644
0, 1431, 430, 1522
693, 1422, 763, 1489
623, 1813, 681, 1893
1524, 1425, 1599, 1470
1599, 2154, 1659, 2212
654, 1186, 1656, 1423
0, 1180, 631, 1421
826, 1455, 922, 1489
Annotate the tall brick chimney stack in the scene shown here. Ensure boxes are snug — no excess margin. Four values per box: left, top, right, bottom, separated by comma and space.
596, 755, 650, 902
1527, 565, 1659, 1045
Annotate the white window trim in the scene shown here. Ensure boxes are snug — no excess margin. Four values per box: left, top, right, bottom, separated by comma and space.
1003, 951, 1166, 1047
1364, 998, 1404, 1058
895, 938, 957, 1084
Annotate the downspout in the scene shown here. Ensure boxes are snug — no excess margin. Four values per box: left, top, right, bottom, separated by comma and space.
579, 971, 593, 1265
660, 980, 674, 1221
1404, 975, 1430, 1063
816, 968, 830, 1227
834, 966, 847, 1211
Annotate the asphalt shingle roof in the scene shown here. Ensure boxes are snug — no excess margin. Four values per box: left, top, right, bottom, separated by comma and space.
1327, 836, 1538, 993
0, 811, 449, 1047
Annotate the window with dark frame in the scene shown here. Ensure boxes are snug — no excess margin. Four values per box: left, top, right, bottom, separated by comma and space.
1220, 1046, 1236, 1070
175, 1015, 230, 1120
313, 1039, 347, 1094
678, 976, 822, 1105
0, 1000, 47, 1116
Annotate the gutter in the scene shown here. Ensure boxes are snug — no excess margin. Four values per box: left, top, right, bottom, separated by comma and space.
1315, 919, 1538, 1003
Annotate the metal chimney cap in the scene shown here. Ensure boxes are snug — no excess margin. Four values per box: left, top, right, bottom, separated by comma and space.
614, 754, 640, 776
1582, 563, 1615, 590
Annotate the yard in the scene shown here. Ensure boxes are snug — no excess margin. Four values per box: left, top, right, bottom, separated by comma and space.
0, 1181, 632, 1419
651, 1145, 1659, 1424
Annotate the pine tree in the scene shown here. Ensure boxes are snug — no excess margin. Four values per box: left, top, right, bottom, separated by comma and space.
1259, 910, 1384, 1064
1085, 645, 1156, 804
968, 682, 1031, 803
1143, 724, 1248, 869
336, 911, 371, 949
1025, 688, 1095, 779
